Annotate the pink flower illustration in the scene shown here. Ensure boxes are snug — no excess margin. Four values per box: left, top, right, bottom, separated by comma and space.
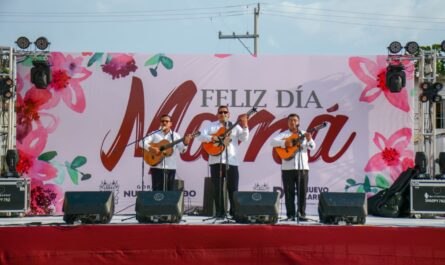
101, 53, 137, 79
29, 178, 64, 215
349, 55, 414, 112
16, 127, 57, 181
365, 128, 414, 181
42, 52, 92, 113
16, 72, 59, 142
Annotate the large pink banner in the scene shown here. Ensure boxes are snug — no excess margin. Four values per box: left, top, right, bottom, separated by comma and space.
16, 53, 414, 215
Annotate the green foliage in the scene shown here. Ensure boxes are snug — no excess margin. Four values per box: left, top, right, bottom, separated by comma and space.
416, 44, 445, 76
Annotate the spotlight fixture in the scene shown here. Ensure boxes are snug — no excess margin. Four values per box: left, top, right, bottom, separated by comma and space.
16, 36, 31, 49
419, 82, 443, 103
0, 78, 14, 99
34, 36, 50, 50
386, 64, 406, 93
388, 41, 403, 54
31, 60, 51, 89
405, 41, 419, 54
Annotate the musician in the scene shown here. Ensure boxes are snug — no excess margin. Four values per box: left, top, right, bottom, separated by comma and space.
270, 114, 316, 221
143, 114, 191, 191
199, 106, 249, 217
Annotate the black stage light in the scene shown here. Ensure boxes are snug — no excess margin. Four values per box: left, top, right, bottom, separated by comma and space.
31, 60, 51, 89
0, 78, 14, 99
388, 41, 403, 54
34, 36, 50, 50
405, 41, 419, 55
386, 64, 406, 93
16, 36, 31, 49
419, 82, 443, 103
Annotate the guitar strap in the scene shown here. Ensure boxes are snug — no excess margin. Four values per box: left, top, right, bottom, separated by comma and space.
170, 131, 175, 155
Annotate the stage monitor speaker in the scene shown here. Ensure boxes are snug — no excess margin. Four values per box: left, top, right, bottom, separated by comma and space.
135, 191, 184, 223
233, 191, 279, 224
62, 191, 114, 224
318, 192, 367, 225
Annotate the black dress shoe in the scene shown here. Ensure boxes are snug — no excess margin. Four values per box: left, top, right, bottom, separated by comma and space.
298, 216, 308, 221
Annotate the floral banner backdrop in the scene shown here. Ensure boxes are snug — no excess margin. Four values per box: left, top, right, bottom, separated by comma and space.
16, 53, 414, 215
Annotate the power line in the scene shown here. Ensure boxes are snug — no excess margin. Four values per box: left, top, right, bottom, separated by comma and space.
0, 13, 248, 24
262, 2, 445, 21
0, 3, 257, 15
262, 12, 445, 32
263, 8, 445, 25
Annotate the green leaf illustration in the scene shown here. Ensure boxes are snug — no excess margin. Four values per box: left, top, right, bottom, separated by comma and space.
38, 151, 58, 162
160, 56, 173, 69
65, 161, 78, 185
20, 56, 34, 67
364, 175, 371, 192
144, 53, 163, 66
87, 52, 104, 67
357, 186, 365, 193
71, 156, 87, 169
375, 174, 390, 189
346, 179, 356, 185
371, 187, 378, 193
105, 54, 112, 64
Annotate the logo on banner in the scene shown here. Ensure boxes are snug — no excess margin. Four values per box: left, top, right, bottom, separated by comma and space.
99, 180, 120, 205
253, 182, 270, 191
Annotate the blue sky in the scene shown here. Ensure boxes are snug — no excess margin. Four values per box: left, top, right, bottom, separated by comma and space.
0, 0, 443, 55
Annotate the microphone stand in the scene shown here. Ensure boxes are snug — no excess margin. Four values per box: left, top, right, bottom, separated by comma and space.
121, 127, 163, 221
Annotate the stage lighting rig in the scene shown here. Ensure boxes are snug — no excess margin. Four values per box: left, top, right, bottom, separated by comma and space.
15, 36, 31, 50
31, 60, 51, 89
419, 82, 443, 103
34, 37, 50, 51
386, 64, 406, 93
0, 77, 14, 99
405, 41, 419, 55
388, 41, 403, 54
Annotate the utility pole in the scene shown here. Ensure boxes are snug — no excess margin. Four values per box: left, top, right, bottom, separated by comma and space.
218, 3, 260, 56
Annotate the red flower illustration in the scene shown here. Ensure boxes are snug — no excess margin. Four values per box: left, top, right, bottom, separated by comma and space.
101, 53, 138, 79
365, 128, 414, 181
42, 52, 92, 113
16, 127, 57, 181
349, 55, 414, 112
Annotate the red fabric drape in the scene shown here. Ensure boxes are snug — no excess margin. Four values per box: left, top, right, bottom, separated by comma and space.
1, 224, 444, 265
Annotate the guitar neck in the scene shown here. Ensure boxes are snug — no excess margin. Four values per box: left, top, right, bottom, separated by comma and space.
221, 107, 257, 137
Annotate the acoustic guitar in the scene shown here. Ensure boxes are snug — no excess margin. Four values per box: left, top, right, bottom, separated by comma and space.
202, 107, 257, 156
144, 131, 200, 166
274, 122, 327, 160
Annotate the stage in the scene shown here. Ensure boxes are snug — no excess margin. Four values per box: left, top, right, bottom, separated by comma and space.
1, 214, 445, 265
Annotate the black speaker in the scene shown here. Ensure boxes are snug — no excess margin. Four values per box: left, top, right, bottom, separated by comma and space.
233, 191, 279, 224
415, 151, 427, 174
62, 191, 114, 224
135, 191, 184, 223
201, 177, 227, 216
318, 192, 367, 225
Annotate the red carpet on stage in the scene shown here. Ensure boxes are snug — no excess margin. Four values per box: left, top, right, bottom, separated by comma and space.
1, 224, 445, 265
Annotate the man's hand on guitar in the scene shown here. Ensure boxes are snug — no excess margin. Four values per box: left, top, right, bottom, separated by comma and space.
305, 132, 312, 141
239, 114, 248, 129
284, 138, 294, 147
184, 134, 191, 146
149, 146, 161, 155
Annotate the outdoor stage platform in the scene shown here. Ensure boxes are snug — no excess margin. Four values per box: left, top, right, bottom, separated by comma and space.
1, 215, 445, 265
